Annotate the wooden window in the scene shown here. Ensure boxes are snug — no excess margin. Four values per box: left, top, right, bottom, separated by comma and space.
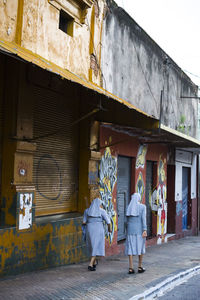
59, 9, 74, 36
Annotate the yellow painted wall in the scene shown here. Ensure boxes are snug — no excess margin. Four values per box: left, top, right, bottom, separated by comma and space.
0, 0, 18, 43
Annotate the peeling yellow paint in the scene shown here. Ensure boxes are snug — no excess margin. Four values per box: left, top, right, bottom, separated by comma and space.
0, 220, 84, 274
15, 0, 24, 45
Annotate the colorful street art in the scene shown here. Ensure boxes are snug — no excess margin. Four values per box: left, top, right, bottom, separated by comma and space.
157, 155, 167, 236
136, 145, 147, 169
147, 155, 167, 236
136, 172, 145, 201
149, 187, 158, 212
135, 145, 147, 201
99, 147, 117, 243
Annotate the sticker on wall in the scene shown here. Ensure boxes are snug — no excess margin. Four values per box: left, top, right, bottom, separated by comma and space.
19, 193, 32, 230
136, 171, 145, 201
136, 145, 147, 169
99, 147, 117, 243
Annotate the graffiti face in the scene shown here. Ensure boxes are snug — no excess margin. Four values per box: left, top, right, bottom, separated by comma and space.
99, 148, 117, 243
136, 145, 147, 169
136, 172, 145, 201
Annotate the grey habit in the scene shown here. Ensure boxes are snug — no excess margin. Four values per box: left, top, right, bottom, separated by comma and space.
83, 198, 110, 257
125, 193, 147, 255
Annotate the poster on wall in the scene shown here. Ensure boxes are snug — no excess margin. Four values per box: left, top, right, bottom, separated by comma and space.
19, 193, 33, 230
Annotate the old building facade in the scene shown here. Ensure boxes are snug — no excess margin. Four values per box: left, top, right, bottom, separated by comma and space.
101, 0, 200, 249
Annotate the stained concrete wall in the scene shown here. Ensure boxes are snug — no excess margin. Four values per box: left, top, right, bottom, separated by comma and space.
101, 0, 198, 138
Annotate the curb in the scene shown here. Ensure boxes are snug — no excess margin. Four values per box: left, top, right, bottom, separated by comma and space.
129, 265, 200, 300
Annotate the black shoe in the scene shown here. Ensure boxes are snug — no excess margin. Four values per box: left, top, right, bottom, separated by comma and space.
138, 267, 145, 273
88, 266, 96, 271
128, 268, 135, 274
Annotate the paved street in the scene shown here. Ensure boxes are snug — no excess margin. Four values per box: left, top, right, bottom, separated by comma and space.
0, 235, 200, 299
158, 273, 200, 300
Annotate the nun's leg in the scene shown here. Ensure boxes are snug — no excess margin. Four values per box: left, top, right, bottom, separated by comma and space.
128, 255, 133, 269
89, 256, 96, 267
138, 254, 143, 268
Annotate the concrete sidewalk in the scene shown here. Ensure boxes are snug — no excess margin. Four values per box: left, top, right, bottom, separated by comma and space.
0, 235, 200, 300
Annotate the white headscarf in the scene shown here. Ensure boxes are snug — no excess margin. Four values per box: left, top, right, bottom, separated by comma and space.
87, 198, 103, 217
126, 193, 141, 216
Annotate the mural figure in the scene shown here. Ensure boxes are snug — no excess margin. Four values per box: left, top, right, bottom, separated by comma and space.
99, 147, 117, 243
136, 172, 145, 201
136, 145, 147, 169
150, 187, 158, 212
157, 156, 167, 236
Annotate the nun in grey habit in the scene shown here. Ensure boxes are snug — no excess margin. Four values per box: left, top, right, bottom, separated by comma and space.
125, 193, 147, 274
83, 198, 111, 271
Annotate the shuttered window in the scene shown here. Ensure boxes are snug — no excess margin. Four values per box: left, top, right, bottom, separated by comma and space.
32, 86, 79, 216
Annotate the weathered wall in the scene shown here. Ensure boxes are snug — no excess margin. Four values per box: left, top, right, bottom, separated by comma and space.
101, 0, 198, 138
0, 216, 87, 276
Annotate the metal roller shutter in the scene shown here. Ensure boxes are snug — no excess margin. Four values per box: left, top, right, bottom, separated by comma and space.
117, 156, 131, 241
32, 86, 79, 216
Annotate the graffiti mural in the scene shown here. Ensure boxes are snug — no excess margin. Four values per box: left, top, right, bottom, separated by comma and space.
157, 155, 167, 236
136, 145, 147, 169
136, 172, 145, 201
149, 187, 158, 212
99, 147, 117, 243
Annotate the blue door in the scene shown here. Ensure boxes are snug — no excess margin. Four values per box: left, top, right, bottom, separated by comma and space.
182, 167, 189, 230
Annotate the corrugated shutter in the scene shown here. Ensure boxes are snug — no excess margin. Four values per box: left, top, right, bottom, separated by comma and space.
32, 86, 79, 216
117, 156, 131, 241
